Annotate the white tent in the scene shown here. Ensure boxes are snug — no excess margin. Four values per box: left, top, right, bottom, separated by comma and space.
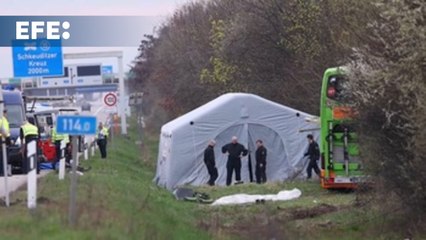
154, 93, 319, 190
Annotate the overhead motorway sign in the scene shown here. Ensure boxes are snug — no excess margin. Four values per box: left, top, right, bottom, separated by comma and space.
12, 39, 63, 77
56, 115, 97, 135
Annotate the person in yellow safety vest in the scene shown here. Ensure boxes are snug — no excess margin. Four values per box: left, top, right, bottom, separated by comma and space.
51, 126, 69, 170
96, 122, 109, 159
20, 119, 39, 173
0, 109, 10, 176
2, 109, 11, 143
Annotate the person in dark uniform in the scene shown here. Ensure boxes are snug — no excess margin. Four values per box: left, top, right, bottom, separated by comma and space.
304, 134, 321, 179
222, 136, 248, 186
255, 139, 267, 184
204, 140, 218, 186
64, 135, 73, 168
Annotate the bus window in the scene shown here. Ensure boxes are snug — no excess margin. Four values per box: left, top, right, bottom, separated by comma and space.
327, 76, 347, 101
6, 105, 25, 128
46, 116, 53, 126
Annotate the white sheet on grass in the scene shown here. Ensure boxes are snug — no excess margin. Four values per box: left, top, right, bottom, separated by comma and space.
211, 188, 302, 206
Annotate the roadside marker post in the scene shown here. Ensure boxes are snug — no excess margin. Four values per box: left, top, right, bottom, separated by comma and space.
27, 141, 37, 209
84, 141, 88, 160
58, 140, 66, 180
83, 136, 88, 160
91, 137, 95, 157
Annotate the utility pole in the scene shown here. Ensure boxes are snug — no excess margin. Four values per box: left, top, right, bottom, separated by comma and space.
68, 136, 79, 226
118, 56, 127, 135
129, 92, 143, 145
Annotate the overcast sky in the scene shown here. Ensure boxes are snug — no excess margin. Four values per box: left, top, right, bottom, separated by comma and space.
0, 0, 190, 78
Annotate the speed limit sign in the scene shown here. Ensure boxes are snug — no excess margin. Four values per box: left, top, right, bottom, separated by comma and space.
104, 93, 117, 107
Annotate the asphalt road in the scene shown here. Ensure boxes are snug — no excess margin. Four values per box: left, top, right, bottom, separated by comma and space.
0, 171, 50, 198
0, 95, 115, 200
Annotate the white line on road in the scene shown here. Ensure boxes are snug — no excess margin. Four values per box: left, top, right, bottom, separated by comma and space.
0, 171, 50, 198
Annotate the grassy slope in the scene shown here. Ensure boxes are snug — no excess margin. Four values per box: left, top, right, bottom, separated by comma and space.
0, 118, 420, 240
0, 119, 208, 240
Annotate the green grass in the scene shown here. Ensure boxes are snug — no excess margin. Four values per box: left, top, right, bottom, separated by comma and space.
0, 118, 422, 240
0, 119, 209, 240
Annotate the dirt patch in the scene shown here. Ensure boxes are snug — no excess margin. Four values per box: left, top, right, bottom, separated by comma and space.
198, 208, 291, 240
288, 204, 338, 220
37, 196, 52, 204
0, 198, 23, 206
199, 204, 345, 239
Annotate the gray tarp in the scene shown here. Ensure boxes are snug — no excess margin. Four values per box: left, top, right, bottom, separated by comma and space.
154, 93, 319, 190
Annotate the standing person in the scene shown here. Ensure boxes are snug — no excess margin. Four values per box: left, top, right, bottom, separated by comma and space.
20, 119, 39, 173
222, 136, 248, 186
64, 135, 72, 168
51, 125, 69, 170
304, 134, 321, 179
255, 139, 267, 184
0, 110, 10, 176
204, 140, 218, 186
96, 122, 109, 159
2, 109, 10, 141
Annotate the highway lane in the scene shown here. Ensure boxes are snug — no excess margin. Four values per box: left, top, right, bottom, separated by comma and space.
0, 171, 50, 199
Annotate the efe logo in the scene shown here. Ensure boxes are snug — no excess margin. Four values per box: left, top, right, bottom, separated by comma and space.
16, 21, 70, 40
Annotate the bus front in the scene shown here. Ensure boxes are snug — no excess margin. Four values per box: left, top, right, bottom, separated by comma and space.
319, 67, 362, 189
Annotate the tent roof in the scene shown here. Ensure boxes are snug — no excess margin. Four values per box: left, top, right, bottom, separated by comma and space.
162, 92, 312, 134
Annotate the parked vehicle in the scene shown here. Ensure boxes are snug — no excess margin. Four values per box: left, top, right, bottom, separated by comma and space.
3, 90, 27, 174
26, 109, 59, 163
319, 67, 362, 189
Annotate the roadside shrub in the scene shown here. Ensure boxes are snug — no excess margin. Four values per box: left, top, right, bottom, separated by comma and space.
348, 0, 426, 224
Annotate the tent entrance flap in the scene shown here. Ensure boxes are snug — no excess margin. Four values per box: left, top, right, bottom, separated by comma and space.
214, 124, 247, 185
247, 123, 287, 182
214, 123, 286, 185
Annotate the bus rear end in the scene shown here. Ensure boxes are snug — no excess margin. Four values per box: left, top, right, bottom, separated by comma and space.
319, 68, 362, 189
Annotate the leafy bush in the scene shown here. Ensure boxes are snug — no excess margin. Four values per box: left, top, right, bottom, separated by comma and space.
348, 0, 426, 220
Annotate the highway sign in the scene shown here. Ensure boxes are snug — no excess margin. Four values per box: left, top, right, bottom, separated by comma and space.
12, 39, 63, 77
104, 92, 117, 107
102, 65, 113, 75
56, 115, 97, 135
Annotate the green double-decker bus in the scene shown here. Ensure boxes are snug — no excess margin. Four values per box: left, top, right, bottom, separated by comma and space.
319, 67, 362, 189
